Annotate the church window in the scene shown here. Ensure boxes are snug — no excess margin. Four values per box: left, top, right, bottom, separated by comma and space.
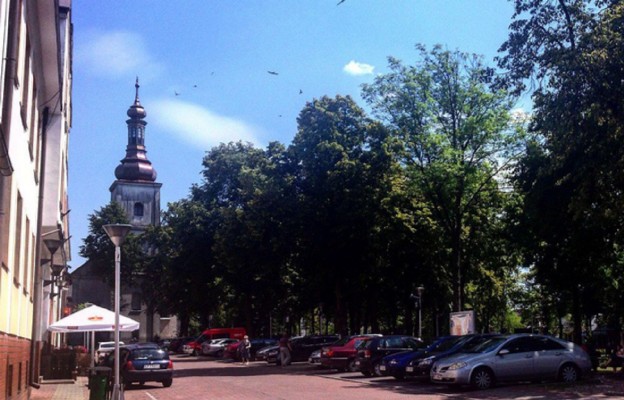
134, 202, 144, 217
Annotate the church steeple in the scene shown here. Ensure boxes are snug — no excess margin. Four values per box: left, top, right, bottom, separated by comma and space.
114, 78, 157, 182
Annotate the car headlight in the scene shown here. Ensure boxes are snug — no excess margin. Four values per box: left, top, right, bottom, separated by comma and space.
448, 362, 467, 370
418, 358, 433, 366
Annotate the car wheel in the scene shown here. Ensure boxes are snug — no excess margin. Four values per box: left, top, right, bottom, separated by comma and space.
373, 362, 383, 377
346, 359, 358, 372
392, 373, 405, 381
471, 367, 494, 390
559, 363, 580, 383
361, 370, 372, 377
162, 378, 173, 388
192, 349, 200, 356
138, 381, 145, 387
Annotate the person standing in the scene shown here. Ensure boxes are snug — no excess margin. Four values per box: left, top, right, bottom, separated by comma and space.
279, 334, 291, 366
240, 335, 252, 365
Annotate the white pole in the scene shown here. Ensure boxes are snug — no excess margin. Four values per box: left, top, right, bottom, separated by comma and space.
111, 244, 122, 400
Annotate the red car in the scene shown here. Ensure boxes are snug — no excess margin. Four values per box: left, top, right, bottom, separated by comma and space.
320, 335, 379, 372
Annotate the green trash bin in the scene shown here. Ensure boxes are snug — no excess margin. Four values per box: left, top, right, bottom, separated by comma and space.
89, 366, 111, 400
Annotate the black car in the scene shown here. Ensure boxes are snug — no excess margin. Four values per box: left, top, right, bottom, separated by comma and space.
355, 335, 424, 376
106, 343, 173, 387
266, 335, 339, 365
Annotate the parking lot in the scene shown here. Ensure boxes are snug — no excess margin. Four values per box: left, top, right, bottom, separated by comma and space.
117, 354, 624, 400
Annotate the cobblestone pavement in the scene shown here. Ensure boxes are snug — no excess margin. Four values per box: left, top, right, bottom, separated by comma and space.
30, 377, 89, 400
28, 355, 624, 400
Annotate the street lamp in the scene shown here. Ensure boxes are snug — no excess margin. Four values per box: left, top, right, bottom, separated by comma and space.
417, 286, 424, 338
103, 224, 132, 400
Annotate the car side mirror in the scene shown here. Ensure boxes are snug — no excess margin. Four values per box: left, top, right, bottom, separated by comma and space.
498, 349, 509, 356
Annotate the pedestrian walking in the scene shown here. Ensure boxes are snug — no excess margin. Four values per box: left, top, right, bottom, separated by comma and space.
240, 335, 252, 365
279, 333, 291, 366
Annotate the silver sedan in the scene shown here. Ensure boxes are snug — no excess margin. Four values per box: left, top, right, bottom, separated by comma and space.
430, 334, 592, 390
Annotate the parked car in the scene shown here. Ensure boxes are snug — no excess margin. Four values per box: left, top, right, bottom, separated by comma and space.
97, 341, 125, 363
320, 335, 379, 372
183, 327, 246, 355
255, 343, 277, 362
201, 338, 239, 357
104, 343, 173, 387
308, 349, 322, 366
355, 335, 424, 376
167, 337, 195, 354
430, 334, 592, 390
380, 335, 464, 380
266, 335, 339, 365
406, 334, 496, 378
224, 338, 278, 361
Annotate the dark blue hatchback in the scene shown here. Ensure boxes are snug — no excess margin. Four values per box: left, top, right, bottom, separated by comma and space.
380, 335, 465, 380
118, 343, 174, 387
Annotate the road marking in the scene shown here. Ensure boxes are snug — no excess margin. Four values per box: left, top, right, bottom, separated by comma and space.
144, 391, 158, 400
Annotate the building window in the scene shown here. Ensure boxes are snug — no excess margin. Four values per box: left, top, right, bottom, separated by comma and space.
13, 193, 23, 287
7, 364, 13, 396
23, 217, 30, 294
134, 202, 144, 217
20, 35, 31, 128
17, 362, 22, 391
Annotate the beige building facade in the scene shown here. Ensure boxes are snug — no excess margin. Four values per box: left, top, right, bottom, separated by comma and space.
0, 1, 73, 399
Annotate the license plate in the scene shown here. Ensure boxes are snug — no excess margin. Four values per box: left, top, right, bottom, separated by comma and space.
143, 364, 160, 369
406, 366, 413, 372
355, 360, 360, 366
432, 373, 442, 381
380, 365, 386, 371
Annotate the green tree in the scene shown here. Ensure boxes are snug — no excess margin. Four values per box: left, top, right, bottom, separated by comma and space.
79, 202, 144, 287
192, 141, 297, 336
363, 45, 523, 313
290, 95, 398, 334
499, 0, 624, 343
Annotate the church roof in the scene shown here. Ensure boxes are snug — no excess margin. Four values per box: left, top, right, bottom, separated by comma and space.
114, 78, 157, 182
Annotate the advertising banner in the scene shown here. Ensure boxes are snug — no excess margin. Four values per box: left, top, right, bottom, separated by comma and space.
450, 310, 475, 335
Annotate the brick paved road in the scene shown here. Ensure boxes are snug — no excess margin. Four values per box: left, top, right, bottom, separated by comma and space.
119, 355, 624, 400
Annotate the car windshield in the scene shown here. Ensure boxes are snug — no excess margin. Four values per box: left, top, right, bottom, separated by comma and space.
132, 349, 167, 360
460, 336, 494, 351
465, 337, 507, 353
428, 336, 464, 352
331, 336, 351, 346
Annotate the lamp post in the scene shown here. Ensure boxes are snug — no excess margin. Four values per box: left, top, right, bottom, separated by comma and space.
103, 224, 132, 400
417, 286, 424, 338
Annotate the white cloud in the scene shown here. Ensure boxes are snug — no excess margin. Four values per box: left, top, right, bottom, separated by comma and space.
76, 30, 163, 79
510, 108, 532, 124
149, 99, 264, 149
343, 60, 374, 76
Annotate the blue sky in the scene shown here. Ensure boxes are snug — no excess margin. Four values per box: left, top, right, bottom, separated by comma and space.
69, 0, 517, 268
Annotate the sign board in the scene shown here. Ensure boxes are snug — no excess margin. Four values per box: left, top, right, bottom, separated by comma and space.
450, 310, 475, 335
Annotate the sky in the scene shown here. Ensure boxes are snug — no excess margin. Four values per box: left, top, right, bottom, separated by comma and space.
68, 0, 518, 268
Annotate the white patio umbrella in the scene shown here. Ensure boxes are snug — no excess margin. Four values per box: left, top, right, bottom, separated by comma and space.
48, 304, 140, 368
48, 304, 140, 332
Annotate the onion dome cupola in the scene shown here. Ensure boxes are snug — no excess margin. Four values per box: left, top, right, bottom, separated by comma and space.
114, 78, 157, 182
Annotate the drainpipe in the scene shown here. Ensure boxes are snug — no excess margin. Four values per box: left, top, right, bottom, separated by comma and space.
29, 106, 50, 388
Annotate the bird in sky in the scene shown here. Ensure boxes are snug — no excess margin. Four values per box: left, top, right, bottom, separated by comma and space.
299, 89, 303, 94
337, 0, 347, 5
174, 91, 180, 96
267, 71, 279, 75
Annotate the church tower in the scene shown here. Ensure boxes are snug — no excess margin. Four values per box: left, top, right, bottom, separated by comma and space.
109, 79, 161, 231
